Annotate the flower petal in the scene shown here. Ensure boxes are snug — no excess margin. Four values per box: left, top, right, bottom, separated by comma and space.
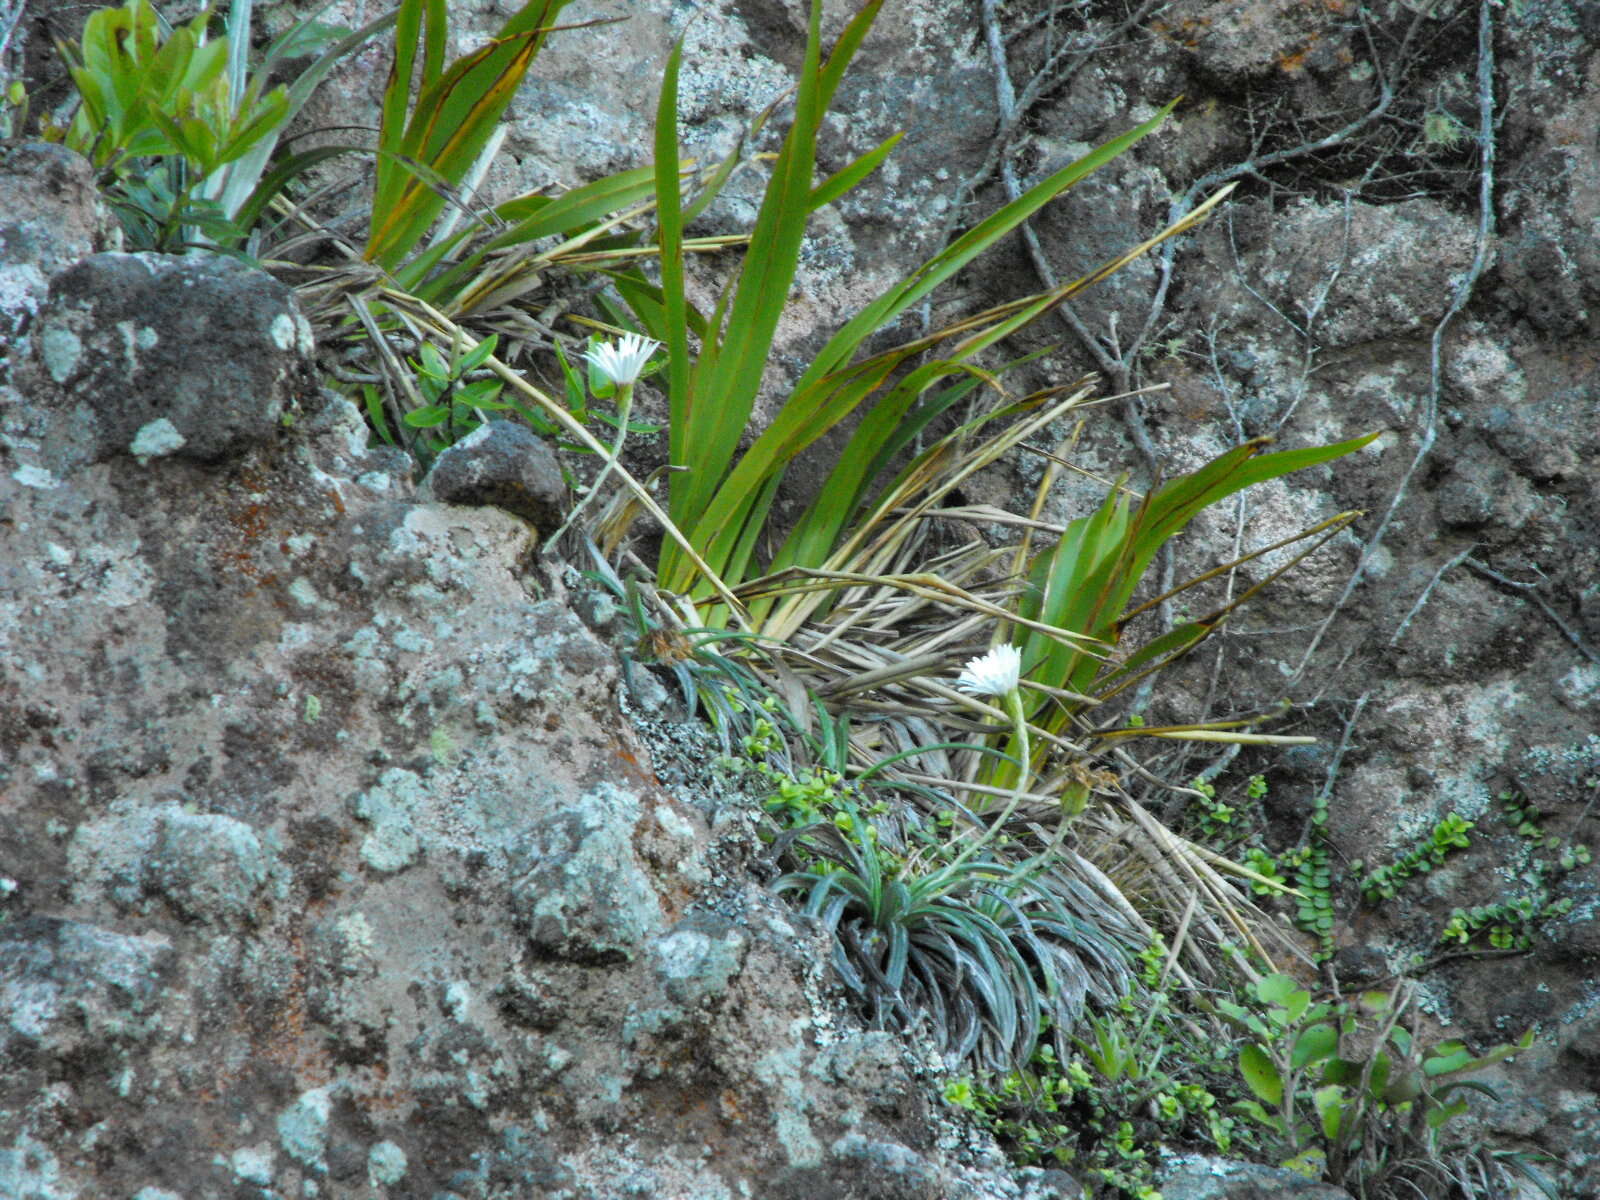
956, 644, 1021, 697
584, 332, 660, 387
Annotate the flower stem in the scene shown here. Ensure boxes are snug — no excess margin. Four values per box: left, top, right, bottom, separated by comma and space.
543, 380, 633, 551
942, 687, 1030, 874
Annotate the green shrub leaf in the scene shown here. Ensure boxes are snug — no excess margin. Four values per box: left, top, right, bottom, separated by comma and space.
1291, 1022, 1339, 1071
1238, 1043, 1283, 1106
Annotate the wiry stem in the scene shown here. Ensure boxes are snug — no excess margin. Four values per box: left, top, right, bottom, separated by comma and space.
543, 380, 635, 552
940, 688, 1031, 875
1290, 0, 1497, 682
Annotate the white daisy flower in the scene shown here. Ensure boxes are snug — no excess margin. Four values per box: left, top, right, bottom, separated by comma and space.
956, 644, 1022, 697
584, 332, 660, 388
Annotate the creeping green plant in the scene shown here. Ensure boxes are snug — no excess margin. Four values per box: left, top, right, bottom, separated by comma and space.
1354, 812, 1475, 903
1430, 796, 1590, 953
1439, 897, 1571, 951
945, 970, 1241, 1199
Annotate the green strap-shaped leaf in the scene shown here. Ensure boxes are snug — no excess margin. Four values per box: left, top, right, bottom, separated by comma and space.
667, 108, 1180, 599
368, 0, 573, 270
375, 0, 424, 218
216, 6, 398, 219
768, 280, 1084, 589
406, 167, 659, 302
1016, 431, 1378, 718
655, 37, 692, 480
223, 0, 253, 114
606, 272, 710, 343
487, 166, 657, 248
666, 0, 830, 533
420, 0, 446, 90
810, 131, 902, 212
369, 30, 544, 267
816, 0, 883, 112
790, 102, 1176, 400
1094, 621, 1209, 692
850, 360, 1025, 495
757, 358, 995, 605
682, 355, 902, 588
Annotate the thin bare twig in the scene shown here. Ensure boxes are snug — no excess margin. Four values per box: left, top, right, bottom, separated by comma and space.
931, 0, 1167, 318
1290, 0, 1497, 682
1464, 557, 1600, 666
1132, 4, 1426, 366
1304, 691, 1369, 846
1388, 546, 1478, 647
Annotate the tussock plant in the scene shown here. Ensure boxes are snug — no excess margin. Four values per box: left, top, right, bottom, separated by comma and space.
45, 0, 1549, 1195
775, 798, 1137, 1073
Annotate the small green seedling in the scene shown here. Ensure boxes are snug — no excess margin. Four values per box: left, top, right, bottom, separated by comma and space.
1215, 974, 1535, 1191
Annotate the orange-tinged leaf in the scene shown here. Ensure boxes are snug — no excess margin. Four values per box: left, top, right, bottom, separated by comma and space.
368, 32, 542, 267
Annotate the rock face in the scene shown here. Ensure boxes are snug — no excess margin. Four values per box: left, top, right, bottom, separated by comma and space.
418, 420, 566, 533
19, 250, 317, 473
0, 143, 121, 354
0, 158, 1055, 1200
1157, 1154, 1355, 1200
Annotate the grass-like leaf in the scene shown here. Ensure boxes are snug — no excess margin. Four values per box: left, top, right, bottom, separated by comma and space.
1000, 432, 1378, 781
654, 71, 1179, 596
658, 0, 859, 542
367, 0, 575, 271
